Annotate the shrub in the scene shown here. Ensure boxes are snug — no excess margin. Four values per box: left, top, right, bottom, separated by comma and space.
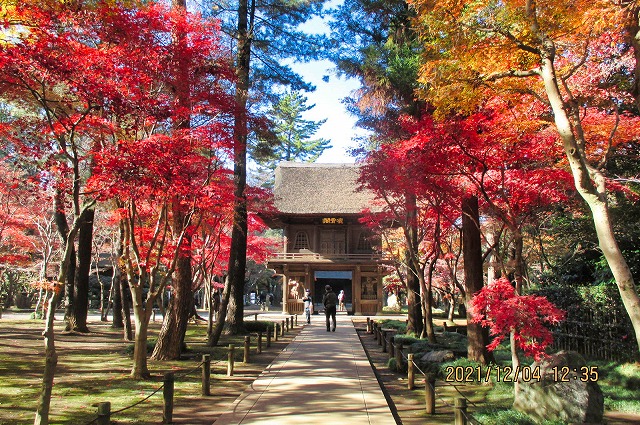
377, 319, 407, 333
124, 338, 156, 356
244, 320, 274, 333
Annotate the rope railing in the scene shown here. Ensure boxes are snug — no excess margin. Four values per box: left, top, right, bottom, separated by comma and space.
82, 317, 292, 425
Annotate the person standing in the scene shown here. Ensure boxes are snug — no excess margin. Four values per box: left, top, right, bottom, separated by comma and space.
338, 289, 345, 312
322, 285, 338, 332
212, 289, 221, 320
302, 289, 313, 324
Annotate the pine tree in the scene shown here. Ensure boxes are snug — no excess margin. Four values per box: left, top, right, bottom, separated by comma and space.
202, 0, 330, 339
253, 91, 331, 186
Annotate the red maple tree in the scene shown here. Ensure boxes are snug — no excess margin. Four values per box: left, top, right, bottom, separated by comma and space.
470, 277, 565, 361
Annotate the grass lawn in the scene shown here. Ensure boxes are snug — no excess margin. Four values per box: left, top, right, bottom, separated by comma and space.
0, 313, 295, 425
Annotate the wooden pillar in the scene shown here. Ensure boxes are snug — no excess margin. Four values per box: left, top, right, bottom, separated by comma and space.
163, 373, 174, 424
282, 273, 289, 314
454, 398, 467, 425
202, 355, 211, 396
354, 266, 362, 315
425, 377, 436, 414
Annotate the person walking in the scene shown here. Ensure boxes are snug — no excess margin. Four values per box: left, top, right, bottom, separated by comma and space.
302, 289, 313, 324
322, 285, 338, 332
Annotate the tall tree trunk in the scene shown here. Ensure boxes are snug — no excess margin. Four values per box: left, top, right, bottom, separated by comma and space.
152, 0, 196, 358
70, 206, 94, 333
225, 0, 254, 335
405, 192, 423, 336
538, 40, 640, 352
462, 195, 494, 364
54, 189, 77, 332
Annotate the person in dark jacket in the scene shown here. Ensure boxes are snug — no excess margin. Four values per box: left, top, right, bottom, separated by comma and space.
322, 285, 338, 332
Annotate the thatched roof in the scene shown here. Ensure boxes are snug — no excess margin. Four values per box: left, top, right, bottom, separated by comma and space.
273, 162, 379, 215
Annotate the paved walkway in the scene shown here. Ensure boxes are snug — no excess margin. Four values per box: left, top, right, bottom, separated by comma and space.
213, 312, 397, 425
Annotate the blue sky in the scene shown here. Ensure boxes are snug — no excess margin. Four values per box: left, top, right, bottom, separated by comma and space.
289, 60, 367, 164
287, 2, 369, 164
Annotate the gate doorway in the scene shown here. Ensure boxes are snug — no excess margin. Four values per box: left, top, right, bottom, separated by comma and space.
314, 270, 352, 314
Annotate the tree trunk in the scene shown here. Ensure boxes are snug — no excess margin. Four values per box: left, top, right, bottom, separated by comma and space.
405, 192, 423, 336
111, 222, 125, 329
208, 275, 231, 346
224, 0, 254, 336
423, 259, 436, 343
447, 296, 455, 321
539, 47, 640, 352
512, 231, 524, 294
35, 203, 93, 423
151, 228, 193, 360
130, 287, 153, 379
207, 286, 214, 339
111, 275, 122, 327
70, 206, 94, 333
34, 290, 59, 425
120, 276, 133, 341
54, 189, 78, 332
462, 194, 494, 364
150, 0, 196, 358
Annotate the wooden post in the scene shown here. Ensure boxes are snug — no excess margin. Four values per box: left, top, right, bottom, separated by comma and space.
389, 336, 395, 360
163, 372, 174, 424
366, 317, 371, 333
227, 344, 235, 376
152, 309, 156, 322
266, 327, 272, 347
202, 354, 211, 396
96, 402, 110, 425
294, 315, 298, 326
274, 323, 279, 341
244, 336, 251, 363
382, 330, 388, 352
373, 323, 379, 342
254, 313, 258, 321
281, 320, 285, 337
285, 317, 290, 331
377, 327, 383, 346
425, 377, 436, 414
257, 332, 263, 354
407, 353, 415, 390
395, 342, 403, 368
454, 397, 467, 425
